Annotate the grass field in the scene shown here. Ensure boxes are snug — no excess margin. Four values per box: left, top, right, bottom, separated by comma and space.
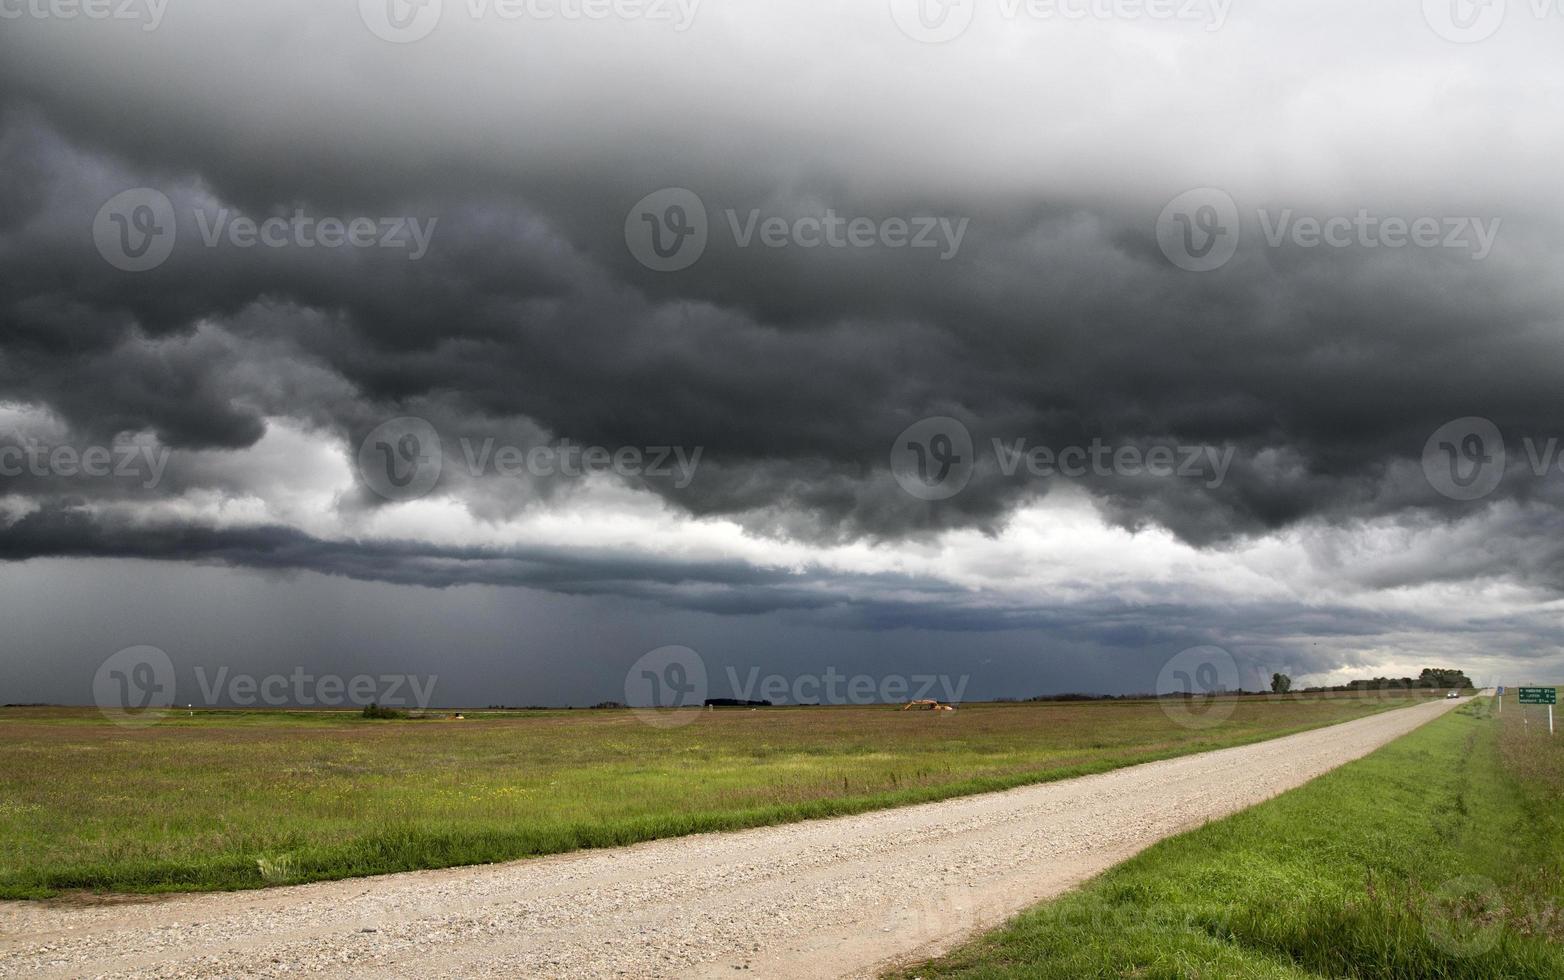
0, 692, 1444, 899
888, 689, 1564, 979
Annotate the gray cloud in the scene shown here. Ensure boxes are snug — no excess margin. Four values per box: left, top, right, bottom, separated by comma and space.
1, 3, 1562, 695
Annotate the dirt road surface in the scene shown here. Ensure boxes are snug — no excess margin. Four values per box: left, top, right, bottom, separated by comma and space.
0, 695, 1474, 979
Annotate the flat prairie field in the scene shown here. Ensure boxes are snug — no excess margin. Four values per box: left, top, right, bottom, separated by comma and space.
0, 693, 1447, 898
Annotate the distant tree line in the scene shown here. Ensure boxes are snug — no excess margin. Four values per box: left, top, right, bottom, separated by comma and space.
1006, 667, 1474, 702
486, 667, 1478, 711
1302, 668, 1474, 693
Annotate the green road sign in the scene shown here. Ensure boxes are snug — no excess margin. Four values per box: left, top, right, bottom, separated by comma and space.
1518, 687, 1557, 705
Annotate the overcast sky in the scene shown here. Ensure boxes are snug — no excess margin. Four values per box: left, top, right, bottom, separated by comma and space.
2, 1, 1561, 708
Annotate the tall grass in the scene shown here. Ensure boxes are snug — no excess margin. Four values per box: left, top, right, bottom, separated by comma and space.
889, 692, 1563, 979
0, 694, 1429, 898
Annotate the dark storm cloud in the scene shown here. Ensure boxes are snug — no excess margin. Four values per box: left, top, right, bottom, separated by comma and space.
5, 102, 1560, 550
0, 503, 817, 611
0, 501, 1257, 632
7, 500, 1552, 674
2, 5, 1563, 626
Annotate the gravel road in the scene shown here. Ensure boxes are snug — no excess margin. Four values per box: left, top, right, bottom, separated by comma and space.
0, 695, 1473, 979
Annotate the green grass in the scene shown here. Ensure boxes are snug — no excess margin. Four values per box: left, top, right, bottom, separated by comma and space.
0, 693, 1438, 898
887, 690, 1564, 980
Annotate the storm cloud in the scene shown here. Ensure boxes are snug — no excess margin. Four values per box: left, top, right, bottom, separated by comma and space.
1, 1, 1561, 699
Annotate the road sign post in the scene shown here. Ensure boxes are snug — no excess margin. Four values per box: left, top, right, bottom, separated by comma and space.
1519, 687, 1557, 734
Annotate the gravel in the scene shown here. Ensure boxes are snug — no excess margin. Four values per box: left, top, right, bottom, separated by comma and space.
0, 695, 1473, 979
